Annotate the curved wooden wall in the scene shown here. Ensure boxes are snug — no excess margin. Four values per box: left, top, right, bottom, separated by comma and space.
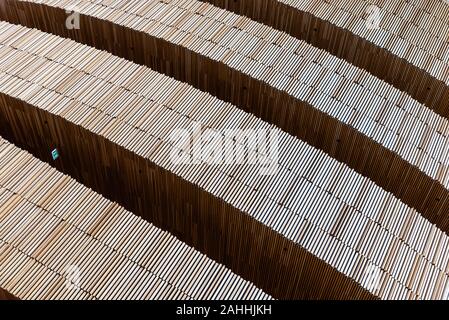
1, 0, 449, 236
202, 0, 449, 116
0, 136, 271, 300
1, 22, 449, 299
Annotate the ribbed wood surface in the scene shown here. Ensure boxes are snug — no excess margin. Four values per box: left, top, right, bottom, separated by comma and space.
1, 0, 448, 234
0, 22, 448, 299
202, 0, 449, 116
0, 136, 271, 300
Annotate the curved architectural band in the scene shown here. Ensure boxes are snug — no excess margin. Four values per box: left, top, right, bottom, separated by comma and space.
2, 0, 449, 236
203, 0, 449, 116
0, 136, 271, 300
0, 22, 448, 299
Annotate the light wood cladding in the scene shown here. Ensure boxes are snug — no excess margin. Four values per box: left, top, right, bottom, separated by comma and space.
0, 136, 271, 300
0, 22, 449, 299
201, 0, 449, 117
1, 0, 449, 236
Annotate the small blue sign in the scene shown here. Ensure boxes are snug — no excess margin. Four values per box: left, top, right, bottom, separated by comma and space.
51, 148, 59, 160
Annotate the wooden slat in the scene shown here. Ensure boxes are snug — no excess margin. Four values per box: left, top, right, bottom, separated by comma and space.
0, 136, 271, 300
201, 0, 449, 116
1, 0, 449, 234
0, 22, 448, 299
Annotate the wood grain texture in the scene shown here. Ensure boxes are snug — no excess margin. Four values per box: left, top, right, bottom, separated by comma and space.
201, 0, 449, 117
0, 22, 448, 299
0, 136, 271, 300
1, 0, 449, 239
